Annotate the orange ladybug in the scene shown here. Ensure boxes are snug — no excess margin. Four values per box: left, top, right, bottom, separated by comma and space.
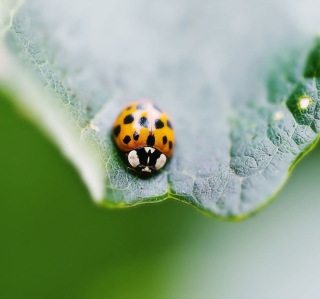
112, 100, 175, 174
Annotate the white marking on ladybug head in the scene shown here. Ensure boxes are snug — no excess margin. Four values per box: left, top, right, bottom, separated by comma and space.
142, 166, 152, 173
144, 147, 155, 153
155, 154, 167, 170
128, 150, 140, 168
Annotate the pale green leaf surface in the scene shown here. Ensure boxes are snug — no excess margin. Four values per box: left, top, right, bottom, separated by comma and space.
2, 0, 320, 219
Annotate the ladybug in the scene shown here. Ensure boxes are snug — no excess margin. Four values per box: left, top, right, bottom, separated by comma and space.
112, 100, 175, 174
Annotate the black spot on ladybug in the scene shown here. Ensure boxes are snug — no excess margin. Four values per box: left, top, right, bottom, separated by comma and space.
147, 135, 155, 146
124, 114, 134, 124
155, 119, 164, 129
137, 103, 147, 110
153, 104, 162, 112
139, 116, 149, 128
114, 125, 121, 137
123, 135, 131, 144
126, 106, 132, 110
167, 120, 173, 129
133, 131, 139, 141
163, 136, 167, 145
169, 141, 173, 150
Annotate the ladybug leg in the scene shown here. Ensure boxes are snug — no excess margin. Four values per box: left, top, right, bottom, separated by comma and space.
127, 166, 138, 174
127, 164, 144, 175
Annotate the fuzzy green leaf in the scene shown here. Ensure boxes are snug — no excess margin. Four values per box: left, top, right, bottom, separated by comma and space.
1, 0, 320, 219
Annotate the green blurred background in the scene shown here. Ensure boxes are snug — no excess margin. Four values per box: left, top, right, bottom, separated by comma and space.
1, 93, 320, 298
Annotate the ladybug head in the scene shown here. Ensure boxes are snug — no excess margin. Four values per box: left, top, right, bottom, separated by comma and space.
128, 147, 167, 173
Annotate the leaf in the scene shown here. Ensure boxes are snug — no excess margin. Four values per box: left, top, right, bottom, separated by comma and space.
1, 0, 320, 219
